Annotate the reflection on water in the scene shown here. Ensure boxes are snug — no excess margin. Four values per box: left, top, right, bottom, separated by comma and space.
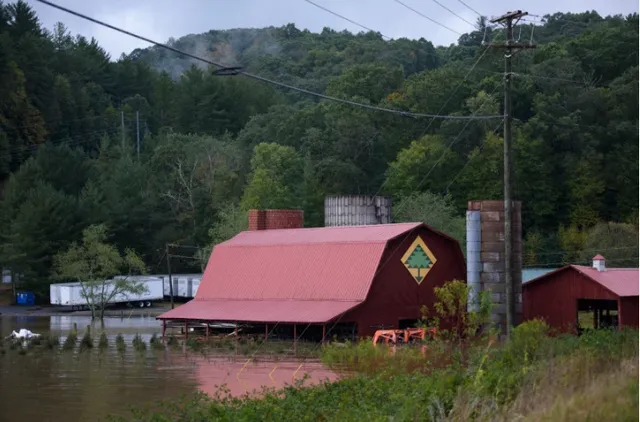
193, 356, 336, 398
0, 316, 337, 422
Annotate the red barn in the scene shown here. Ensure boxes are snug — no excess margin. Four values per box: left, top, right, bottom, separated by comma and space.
158, 209, 466, 339
523, 255, 639, 333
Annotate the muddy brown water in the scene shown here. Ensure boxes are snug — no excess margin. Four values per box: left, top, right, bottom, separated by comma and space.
0, 316, 337, 422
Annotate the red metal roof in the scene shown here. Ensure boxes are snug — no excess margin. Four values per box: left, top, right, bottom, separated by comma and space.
158, 222, 430, 323
592, 254, 605, 260
196, 223, 422, 302
572, 266, 639, 297
524, 265, 639, 297
157, 299, 361, 323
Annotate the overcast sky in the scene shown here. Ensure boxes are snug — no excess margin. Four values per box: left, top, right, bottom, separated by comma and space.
26, 0, 638, 59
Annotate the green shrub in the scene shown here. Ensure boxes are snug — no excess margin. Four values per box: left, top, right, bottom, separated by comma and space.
115, 333, 126, 352
185, 337, 202, 351
132, 334, 146, 352
98, 332, 108, 349
79, 330, 94, 352
166, 335, 180, 349
62, 331, 77, 351
44, 336, 60, 350
150, 333, 165, 350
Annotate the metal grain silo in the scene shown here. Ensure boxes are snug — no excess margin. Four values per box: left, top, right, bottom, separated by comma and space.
324, 195, 392, 226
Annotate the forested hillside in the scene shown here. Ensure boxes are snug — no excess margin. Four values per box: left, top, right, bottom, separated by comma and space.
0, 1, 637, 295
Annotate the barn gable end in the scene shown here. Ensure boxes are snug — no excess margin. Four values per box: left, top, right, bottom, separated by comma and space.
343, 225, 467, 337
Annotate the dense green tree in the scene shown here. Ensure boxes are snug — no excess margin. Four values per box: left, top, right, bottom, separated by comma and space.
394, 191, 466, 246
240, 142, 303, 210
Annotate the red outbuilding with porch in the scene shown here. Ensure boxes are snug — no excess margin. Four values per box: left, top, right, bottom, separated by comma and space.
523, 254, 639, 333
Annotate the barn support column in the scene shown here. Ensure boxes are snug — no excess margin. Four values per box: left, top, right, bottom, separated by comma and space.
205, 322, 210, 341
162, 320, 166, 341
184, 320, 188, 340
293, 324, 297, 354
234, 322, 238, 356
265, 324, 268, 342
618, 298, 623, 330
322, 324, 326, 344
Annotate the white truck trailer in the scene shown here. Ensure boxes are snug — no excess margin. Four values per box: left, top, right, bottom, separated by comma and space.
115, 273, 202, 299
49, 277, 164, 310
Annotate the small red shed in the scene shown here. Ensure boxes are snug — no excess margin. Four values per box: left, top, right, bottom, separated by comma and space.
523, 255, 639, 333
158, 209, 466, 339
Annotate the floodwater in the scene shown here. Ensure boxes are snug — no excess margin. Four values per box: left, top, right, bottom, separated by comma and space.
0, 316, 337, 422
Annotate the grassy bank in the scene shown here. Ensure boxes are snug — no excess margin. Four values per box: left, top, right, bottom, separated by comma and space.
109, 322, 639, 422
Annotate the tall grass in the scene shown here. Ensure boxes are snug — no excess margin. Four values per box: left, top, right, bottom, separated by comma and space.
109, 324, 639, 422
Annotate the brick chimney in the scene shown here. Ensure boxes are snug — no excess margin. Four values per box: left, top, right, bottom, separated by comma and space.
592, 254, 606, 272
248, 209, 304, 231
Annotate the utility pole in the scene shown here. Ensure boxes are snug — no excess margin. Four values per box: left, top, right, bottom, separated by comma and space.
490, 10, 535, 338
136, 110, 140, 159
120, 111, 125, 152
165, 244, 174, 309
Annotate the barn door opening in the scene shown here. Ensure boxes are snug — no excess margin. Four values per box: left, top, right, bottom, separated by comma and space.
576, 299, 618, 334
398, 319, 420, 329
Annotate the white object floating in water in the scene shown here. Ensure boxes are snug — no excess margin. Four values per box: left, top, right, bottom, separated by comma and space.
8, 329, 41, 340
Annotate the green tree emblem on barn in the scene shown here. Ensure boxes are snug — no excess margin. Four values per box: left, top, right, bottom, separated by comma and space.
401, 236, 437, 285
406, 245, 432, 282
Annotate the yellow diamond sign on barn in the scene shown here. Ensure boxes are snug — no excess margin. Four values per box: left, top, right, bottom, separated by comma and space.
401, 236, 437, 285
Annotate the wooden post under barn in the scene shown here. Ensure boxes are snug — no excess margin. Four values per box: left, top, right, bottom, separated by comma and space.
265, 324, 268, 342
293, 324, 297, 354
322, 324, 326, 344
184, 320, 188, 340
162, 320, 166, 341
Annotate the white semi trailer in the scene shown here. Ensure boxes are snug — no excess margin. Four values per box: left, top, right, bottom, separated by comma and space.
49, 278, 164, 310
115, 273, 202, 299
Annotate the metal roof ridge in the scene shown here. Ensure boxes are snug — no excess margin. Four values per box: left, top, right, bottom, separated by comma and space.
573, 265, 639, 272
220, 240, 390, 247
192, 298, 363, 302
237, 222, 423, 233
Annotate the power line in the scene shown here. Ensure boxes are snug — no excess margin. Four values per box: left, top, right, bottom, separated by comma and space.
36, 0, 502, 121
475, 67, 598, 86
513, 72, 596, 85
392, 0, 463, 36
302, 0, 391, 40
429, 0, 476, 28
456, 0, 484, 19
